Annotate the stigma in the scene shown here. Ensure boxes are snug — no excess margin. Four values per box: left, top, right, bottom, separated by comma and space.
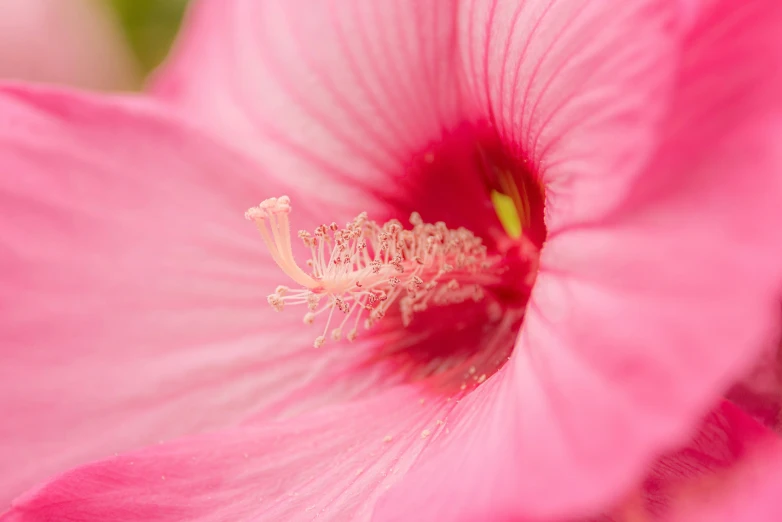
245, 196, 509, 348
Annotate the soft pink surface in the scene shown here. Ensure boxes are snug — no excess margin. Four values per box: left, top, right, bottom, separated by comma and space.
0, 85, 394, 507
2, 386, 456, 522
667, 448, 782, 522
152, 0, 677, 229
588, 401, 780, 521
645, 400, 775, 518
374, 0, 782, 518
0, 0, 137, 89
728, 339, 782, 431
5, 398, 773, 522
452, 0, 676, 232
152, 0, 467, 209
663, 409, 782, 522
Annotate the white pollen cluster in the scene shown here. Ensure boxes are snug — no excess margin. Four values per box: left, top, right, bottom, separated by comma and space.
245, 196, 506, 348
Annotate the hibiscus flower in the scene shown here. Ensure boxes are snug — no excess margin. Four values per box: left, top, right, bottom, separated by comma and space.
2, 0, 782, 521
609, 399, 781, 521
728, 335, 782, 431
667, 440, 782, 522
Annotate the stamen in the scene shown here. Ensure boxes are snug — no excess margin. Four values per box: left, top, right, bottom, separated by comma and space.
490, 190, 522, 239
246, 196, 517, 348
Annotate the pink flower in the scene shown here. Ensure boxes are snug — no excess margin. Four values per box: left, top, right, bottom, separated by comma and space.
667, 441, 782, 522
0, 0, 138, 89
625, 398, 782, 522
728, 334, 782, 430
602, 400, 781, 521
2, 1, 782, 521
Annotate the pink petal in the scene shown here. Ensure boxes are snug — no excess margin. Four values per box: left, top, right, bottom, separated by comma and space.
375, 0, 782, 519
0, 84, 384, 506
2, 386, 453, 522
152, 0, 466, 207
454, 0, 677, 230
667, 449, 782, 521
642, 400, 775, 517
152, 0, 676, 230
727, 337, 782, 431
0, 0, 138, 89
663, 416, 782, 521
594, 401, 779, 520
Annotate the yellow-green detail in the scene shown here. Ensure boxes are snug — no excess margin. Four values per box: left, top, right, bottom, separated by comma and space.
490, 190, 522, 239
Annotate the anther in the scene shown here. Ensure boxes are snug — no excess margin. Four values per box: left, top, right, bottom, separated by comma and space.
246, 196, 513, 348
267, 294, 284, 312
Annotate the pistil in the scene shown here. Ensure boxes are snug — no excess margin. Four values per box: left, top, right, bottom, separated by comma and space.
245, 196, 513, 347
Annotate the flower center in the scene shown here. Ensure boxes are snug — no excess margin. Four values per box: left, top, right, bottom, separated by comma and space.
248, 124, 547, 393
245, 196, 538, 350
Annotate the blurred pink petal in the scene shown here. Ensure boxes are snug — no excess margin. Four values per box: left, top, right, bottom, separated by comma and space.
10, 398, 771, 522
2, 387, 460, 522
728, 335, 782, 431
667, 448, 782, 522
591, 400, 780, 521
644, 400, 776, 518
0, 0, 138, 89
152, 0, 468, 212
151, 0, 676, 229
0, 85, 390, 507
663, 415, 782, 521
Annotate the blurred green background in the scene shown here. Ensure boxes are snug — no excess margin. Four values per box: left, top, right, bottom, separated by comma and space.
108, 0, 190, 75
